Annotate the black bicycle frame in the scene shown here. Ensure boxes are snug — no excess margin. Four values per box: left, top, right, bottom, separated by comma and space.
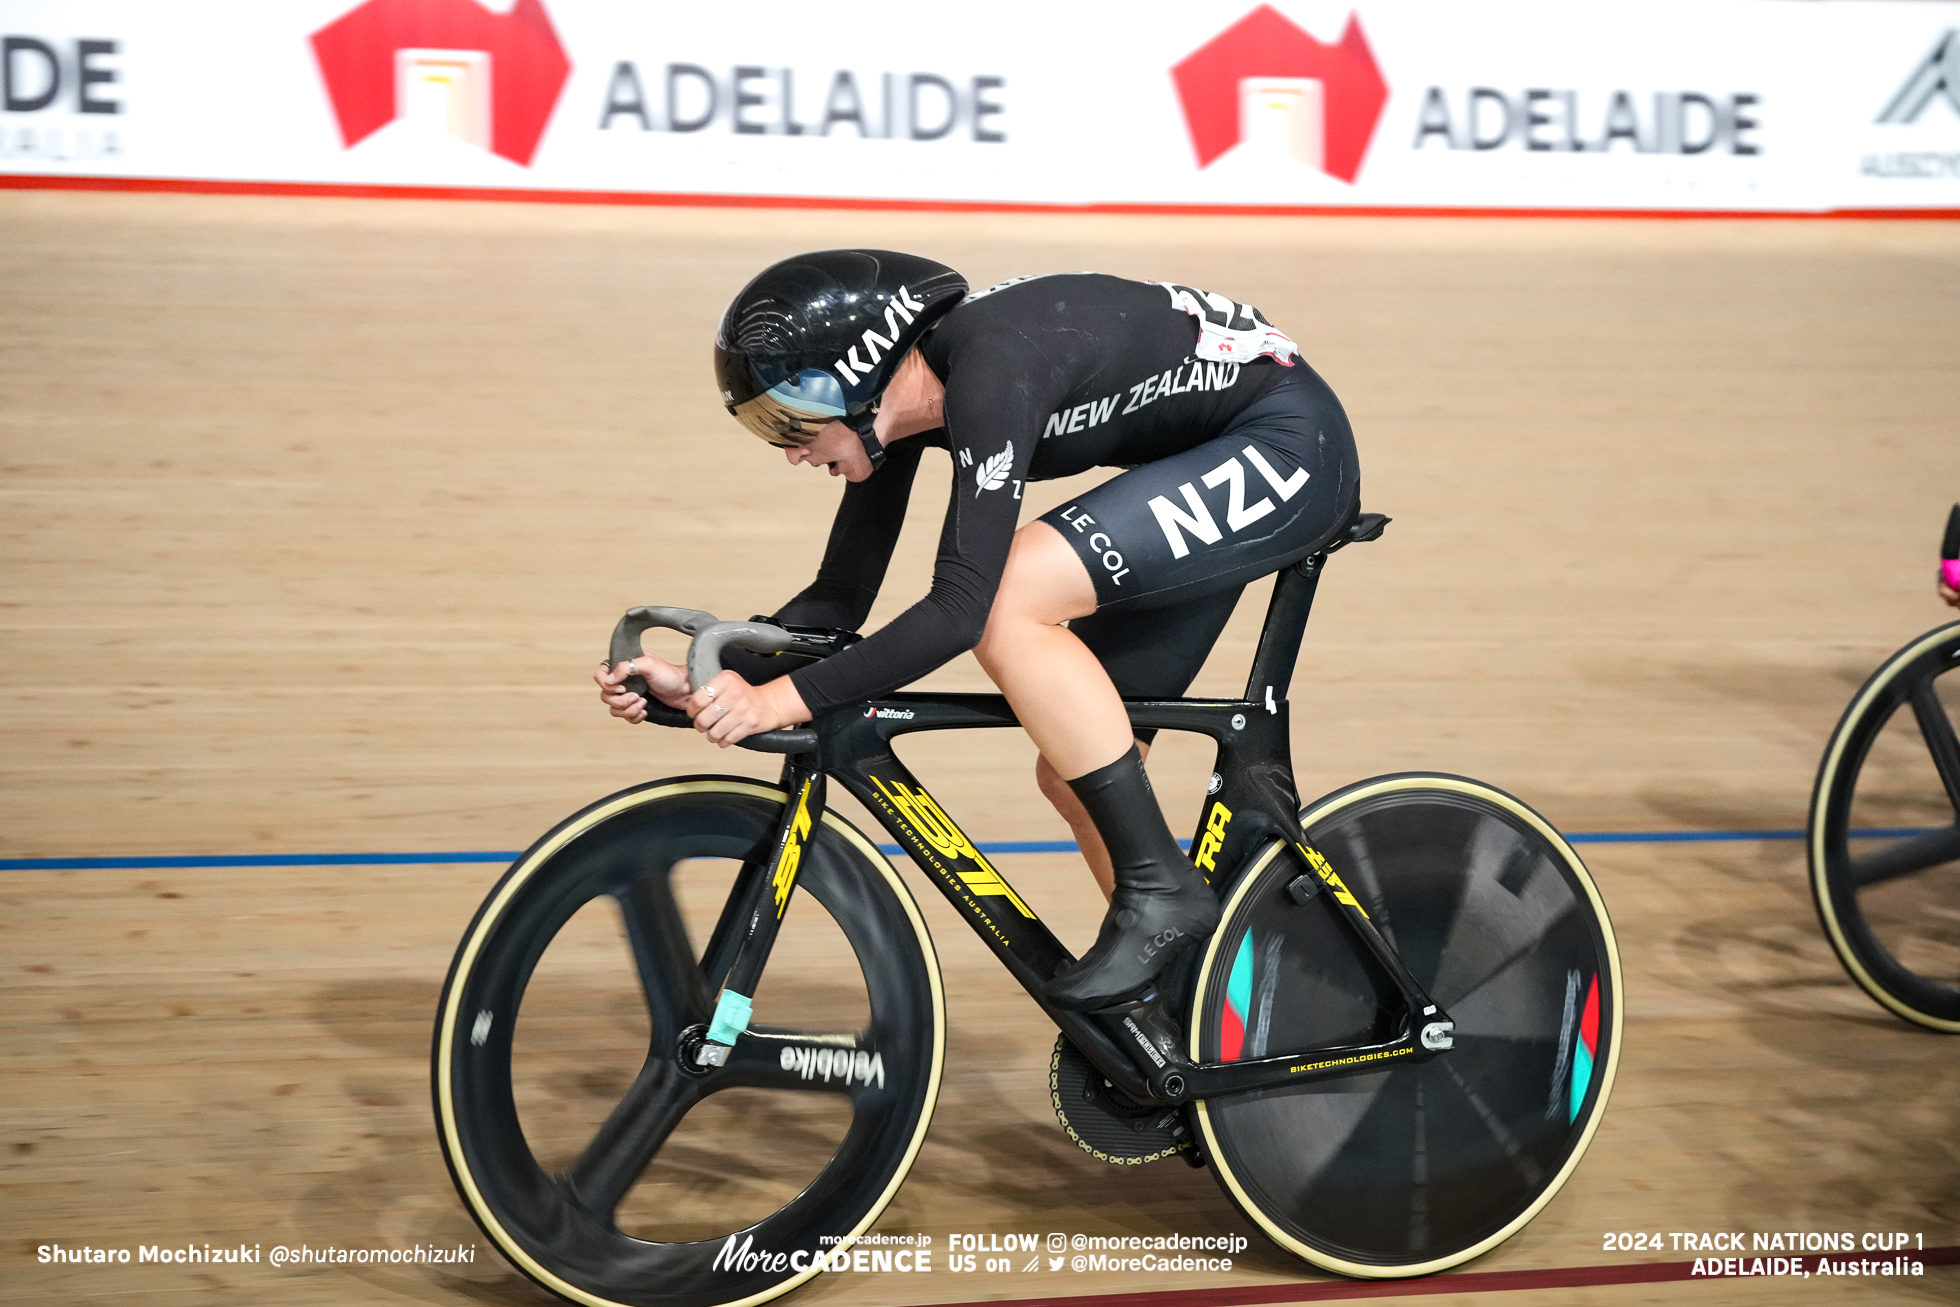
671, 540, 1453, 1106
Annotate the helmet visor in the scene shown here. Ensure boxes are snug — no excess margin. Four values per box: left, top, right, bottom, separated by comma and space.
726, 368, 848, 448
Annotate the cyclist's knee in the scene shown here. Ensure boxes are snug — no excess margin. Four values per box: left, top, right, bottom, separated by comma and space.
1035, 753, 1075, 808
978, 527, 1094, 672
994, 523, 1096, 625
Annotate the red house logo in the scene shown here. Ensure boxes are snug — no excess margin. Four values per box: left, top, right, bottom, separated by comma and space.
1172, 6, 1387, 184
309, 0, 571, 167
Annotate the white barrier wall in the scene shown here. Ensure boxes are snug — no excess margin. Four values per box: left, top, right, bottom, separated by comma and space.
3, 0, 1957, 212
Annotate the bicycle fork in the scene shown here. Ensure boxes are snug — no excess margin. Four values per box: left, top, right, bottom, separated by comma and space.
693, 757, 826, 1067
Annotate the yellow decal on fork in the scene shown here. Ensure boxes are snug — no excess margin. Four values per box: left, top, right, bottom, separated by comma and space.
772, 779, 815, 918
1297, 843, 1369, 918
1193, 801, 1233, 878
869, 775, 1038, 918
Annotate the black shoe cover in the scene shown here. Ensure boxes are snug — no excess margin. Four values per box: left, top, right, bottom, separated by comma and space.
1047, 883, 1220, 1010
1047, 746, 1221, 1011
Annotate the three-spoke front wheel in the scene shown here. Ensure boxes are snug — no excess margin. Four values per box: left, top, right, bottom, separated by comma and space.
1810, 622, 1960, 1032
433, 778, 945, 1307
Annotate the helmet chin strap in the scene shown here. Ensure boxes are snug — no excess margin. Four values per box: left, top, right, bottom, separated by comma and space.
846, 406, 886, 472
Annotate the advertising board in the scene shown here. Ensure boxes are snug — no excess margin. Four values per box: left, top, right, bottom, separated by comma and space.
2, 0, 1956, 213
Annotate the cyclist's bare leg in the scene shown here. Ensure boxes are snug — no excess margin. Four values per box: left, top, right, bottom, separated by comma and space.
974, 522, 1128, 775
977, 521, 1217, 1008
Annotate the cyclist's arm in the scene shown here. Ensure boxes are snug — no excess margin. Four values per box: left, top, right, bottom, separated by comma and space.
774, 437, 929, 630
707, 439, 930, 687
597, 436, 936, 729
785, 348, 1047, 714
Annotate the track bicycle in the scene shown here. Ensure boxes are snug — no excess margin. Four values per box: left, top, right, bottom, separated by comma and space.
1809, 620, 1960, 1031
432, 511, 1624, 1307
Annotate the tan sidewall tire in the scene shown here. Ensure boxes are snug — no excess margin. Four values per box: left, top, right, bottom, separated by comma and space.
1808, 623, 1960, 1032
433, 778, 946, 1307
1187, 773, 1624, 1278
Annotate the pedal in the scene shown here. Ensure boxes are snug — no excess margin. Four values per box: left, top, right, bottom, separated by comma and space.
1049, 1036, 1192, 1165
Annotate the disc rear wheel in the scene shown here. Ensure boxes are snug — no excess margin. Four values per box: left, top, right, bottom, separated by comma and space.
1190, 774, 1622, 1277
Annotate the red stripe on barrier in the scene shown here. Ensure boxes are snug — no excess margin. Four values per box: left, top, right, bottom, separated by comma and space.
932, 1247, 1959, 1307
3, 173, 1958, 220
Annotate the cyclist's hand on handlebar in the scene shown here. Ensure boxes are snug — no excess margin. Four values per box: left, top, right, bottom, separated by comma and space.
1942, 578, 1960, 609
686, 671, 812, 748
595, 655, 688, 724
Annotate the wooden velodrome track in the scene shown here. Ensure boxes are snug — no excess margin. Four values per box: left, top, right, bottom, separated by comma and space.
4, 189, 1958, 1306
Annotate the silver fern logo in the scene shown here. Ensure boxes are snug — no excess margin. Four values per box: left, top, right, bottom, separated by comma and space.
974, 442, 1013, 495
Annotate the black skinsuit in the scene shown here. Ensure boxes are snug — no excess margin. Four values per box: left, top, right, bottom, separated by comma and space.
766, 272, 1360, 716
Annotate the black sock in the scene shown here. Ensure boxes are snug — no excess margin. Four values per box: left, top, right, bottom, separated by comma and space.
1067, 746, 1190, 891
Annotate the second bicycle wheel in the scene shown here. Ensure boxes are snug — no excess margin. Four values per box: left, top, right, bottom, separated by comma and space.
434, 777, 944, 1307
1809, 621, 1960, 1031
1189, 773, 1622, 1277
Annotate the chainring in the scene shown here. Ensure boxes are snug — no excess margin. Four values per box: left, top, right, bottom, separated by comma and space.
1049, 1035, 1191, 1165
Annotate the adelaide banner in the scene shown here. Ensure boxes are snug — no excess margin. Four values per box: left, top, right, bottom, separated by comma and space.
2, 0, 1957, 213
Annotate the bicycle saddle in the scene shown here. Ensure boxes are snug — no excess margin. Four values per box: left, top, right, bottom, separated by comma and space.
1326, 511, 1390, 553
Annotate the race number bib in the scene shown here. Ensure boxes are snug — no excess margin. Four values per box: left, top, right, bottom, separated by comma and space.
1153, 282, 1298, 366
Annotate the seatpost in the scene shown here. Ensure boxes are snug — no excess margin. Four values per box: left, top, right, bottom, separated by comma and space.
1244, 554, 1323, 704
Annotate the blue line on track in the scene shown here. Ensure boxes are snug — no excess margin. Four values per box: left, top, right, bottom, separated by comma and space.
0, 828, 1938, 871
0, 851, 521, 871
1567, 829, 1801, 844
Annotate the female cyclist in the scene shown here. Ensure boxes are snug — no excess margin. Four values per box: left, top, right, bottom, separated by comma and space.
596, 250, 1359, 1011
1941, 503, 1959, 608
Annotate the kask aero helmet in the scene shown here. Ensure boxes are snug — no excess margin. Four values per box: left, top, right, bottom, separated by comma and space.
714, 249, 967, 470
